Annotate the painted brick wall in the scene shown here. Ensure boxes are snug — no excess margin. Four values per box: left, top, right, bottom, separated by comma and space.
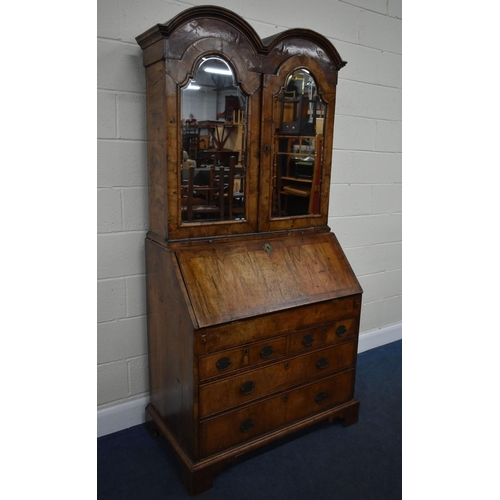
97, 0, 402, 411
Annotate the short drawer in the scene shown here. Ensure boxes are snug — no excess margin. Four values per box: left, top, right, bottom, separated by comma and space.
289, 317, 358, 353
199, 336, 286, 381
199, 368, 355, 457
198, 340, 356, 417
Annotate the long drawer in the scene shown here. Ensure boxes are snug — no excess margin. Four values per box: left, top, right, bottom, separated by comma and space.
199, 368, 355, 457
199, 295, 361, 353
199, 340, 356, 418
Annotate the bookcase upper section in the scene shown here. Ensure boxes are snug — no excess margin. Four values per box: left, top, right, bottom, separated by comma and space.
136, 5, 346, 241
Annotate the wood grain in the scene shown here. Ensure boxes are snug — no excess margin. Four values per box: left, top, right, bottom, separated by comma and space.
177, 231, 361, 327
138, 6, 358, 495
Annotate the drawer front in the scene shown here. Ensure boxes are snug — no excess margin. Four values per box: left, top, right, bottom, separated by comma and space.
199, 336, 286, 381
289, 317, 358, 353
199, 340, 356, 417
199, 368, 355, 457
202, 295, 361, 353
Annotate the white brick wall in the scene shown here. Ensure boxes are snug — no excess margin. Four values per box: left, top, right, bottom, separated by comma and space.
97, 0, 402, 414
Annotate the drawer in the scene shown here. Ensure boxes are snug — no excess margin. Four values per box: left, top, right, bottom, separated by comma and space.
202, 294, 361, 353
199, 368, 355, 457
199, 340, 356, 417
289, 317, 358, 353
199, 336, 286, 381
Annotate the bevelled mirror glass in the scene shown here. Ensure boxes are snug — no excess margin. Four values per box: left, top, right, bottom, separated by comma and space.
271, 69, 326, 218
180, 56, 248, 224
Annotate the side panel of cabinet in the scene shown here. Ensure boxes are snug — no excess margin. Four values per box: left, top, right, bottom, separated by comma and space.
144, 60, 169, 240
145, 238, 197, 459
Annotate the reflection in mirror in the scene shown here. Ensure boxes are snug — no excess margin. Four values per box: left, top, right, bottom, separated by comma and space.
180, 56, 248, 224
271, 69, 326, 218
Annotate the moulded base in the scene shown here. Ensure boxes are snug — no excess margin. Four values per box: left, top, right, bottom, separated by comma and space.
145, 399, 360, 496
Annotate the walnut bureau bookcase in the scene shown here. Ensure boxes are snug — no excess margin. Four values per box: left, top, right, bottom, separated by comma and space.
136, 6, 362, 495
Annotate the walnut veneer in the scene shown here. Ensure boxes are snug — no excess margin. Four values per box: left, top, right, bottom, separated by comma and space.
137, 6, 362, 495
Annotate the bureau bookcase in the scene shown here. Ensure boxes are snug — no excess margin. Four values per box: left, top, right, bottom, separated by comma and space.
136, 6, 362, 495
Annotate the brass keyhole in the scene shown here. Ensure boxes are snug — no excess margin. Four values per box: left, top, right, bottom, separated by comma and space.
263, 243, 273, 254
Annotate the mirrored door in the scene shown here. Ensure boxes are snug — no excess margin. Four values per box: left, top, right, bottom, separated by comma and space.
271, 69, 326, 219
180, 56, 248, 224
258, 57, 337, 233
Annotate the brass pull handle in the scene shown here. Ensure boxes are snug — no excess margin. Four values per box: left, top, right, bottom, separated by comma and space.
241, 381, 255, 395
260, 345, 274, 359
336, 325, 347, 337
315, 392, 328, 404
302, 333, 314, 347
240, 418, 254, 433
216, 357, 231, 371
316, 357, 329, 370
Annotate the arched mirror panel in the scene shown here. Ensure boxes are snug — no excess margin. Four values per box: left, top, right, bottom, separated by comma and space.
180, 56, 248, 224
271, 69, 326, 219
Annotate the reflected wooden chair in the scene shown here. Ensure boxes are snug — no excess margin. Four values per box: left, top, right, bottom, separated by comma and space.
181, 155, 245, 222
216, 95, 241, 122
181, 153, 223, 222
213, 156, 246, 220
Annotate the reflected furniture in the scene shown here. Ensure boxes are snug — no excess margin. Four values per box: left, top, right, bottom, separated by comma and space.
136, 6, 361, 495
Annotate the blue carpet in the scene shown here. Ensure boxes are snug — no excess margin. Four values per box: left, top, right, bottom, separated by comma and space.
98, 340, 401, 499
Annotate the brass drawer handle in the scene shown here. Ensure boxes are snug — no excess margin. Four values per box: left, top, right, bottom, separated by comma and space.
315, 392, 328, 404
240, 418, 254, 433
302, 333, 314, 347
216, 356, 231, 371
336, 325, 347, 337
316, 357, 329, 370
260, 345, 274, 359
241, 381, 255, 395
